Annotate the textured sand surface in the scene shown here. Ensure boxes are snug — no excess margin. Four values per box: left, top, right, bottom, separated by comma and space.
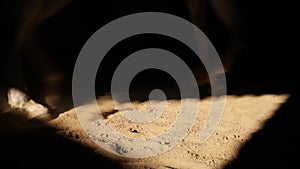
44, 94, 289, 168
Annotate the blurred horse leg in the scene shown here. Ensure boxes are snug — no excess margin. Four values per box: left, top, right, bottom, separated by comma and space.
185, 0, 244, 86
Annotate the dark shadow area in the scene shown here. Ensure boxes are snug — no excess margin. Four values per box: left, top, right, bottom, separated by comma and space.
37, 0, 202, 101
0, 111, 122, 169
225, 0, 297, 95
222, 1, 299, 168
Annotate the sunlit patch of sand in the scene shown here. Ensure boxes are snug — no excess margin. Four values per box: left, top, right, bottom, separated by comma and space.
48, 94, 290, 168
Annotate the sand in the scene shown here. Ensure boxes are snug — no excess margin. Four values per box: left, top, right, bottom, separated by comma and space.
39, 93, 289, 168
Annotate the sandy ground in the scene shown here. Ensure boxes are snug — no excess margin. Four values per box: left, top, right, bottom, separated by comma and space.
1, 93, 289, 168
